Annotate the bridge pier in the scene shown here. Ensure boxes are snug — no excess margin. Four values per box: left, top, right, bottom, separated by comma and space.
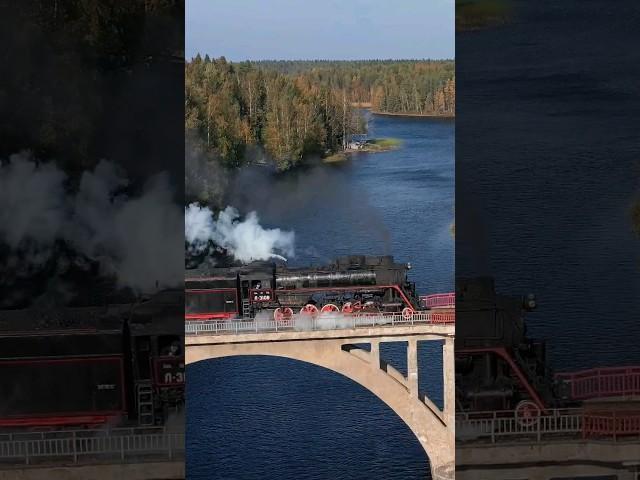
370, 340, 380, 370
408, 338, 419, 397
443, 338, 455, 428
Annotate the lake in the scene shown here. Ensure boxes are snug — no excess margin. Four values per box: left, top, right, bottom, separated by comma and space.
187, 114, 454, 480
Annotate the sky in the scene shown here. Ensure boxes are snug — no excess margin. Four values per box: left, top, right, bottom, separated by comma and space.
186, 0, 455, 61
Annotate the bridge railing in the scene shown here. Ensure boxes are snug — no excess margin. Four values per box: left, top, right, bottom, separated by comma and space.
0, 427, 185, 465
583, 410, 640, 440
555, 366, 640, 400
456, 408, 584, 443
185, 310, 454, 335
0, 426, 173, 442
419, 293, 456, 309
458, 407, 640, 443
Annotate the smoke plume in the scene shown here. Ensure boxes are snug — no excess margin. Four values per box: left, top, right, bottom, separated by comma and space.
0, 153, 182, 298
185, 203, 295, 263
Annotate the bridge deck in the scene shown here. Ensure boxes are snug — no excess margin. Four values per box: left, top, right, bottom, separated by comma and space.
186, 311, 454, 344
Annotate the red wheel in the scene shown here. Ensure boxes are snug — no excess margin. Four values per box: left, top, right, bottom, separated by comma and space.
402, 307, 414, 320
320, 304, 340, 314
515, 400, 541, 427
274, 307, 293, 322
342, 302, 354, 314
300, 304, 319, 316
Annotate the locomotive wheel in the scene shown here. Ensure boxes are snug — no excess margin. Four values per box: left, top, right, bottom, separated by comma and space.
402, 307, 415, 320
320, 304, 340, 314
300, 304, 319, 316
273, 307, 293, 322
515, 400, 541, 427
342, 302, 354, 314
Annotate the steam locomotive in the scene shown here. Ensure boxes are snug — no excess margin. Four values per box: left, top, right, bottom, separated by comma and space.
185, 255, 427, 321
456, 277, 565, 418
0, 290, 184, 430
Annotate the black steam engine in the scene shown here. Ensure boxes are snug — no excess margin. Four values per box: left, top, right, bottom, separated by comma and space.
456, 277, 564, 418
185, 255, 421, 321
0, 290, 184, 430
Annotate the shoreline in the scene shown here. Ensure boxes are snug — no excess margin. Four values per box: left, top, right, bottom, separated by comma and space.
370, 110, 454, 119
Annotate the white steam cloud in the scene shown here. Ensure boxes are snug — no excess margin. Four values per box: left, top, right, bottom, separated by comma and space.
0, 153, 182, 292
185, 203, 295, 263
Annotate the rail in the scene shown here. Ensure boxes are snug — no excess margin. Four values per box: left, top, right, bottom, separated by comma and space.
185, 310, 454, 336
420, 293, 456, 309
0, 426, 172, 442
556, 366, 640, 400
0, 427, 184, 465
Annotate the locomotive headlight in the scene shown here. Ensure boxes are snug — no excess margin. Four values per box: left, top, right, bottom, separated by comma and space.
524, 293, 536, 310
406, 262, 412, 270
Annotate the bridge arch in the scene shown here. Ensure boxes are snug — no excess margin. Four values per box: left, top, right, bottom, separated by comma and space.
186, 336, 454, 479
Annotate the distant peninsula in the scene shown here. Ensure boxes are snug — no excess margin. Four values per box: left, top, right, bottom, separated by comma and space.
186, 57, 455, 173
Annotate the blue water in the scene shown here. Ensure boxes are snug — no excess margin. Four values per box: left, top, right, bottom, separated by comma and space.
456, 0, 640, 370
187, 115, 454, 479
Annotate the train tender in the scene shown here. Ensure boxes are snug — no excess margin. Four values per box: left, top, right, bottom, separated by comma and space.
185, 255, 434, 322
0, 290, 184, 430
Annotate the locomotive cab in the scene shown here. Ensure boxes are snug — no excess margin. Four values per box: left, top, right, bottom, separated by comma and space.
128, 290, 184, 426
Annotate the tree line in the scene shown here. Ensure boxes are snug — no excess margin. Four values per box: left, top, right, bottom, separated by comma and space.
255, 59, 455, 116
185, 57, 455, 171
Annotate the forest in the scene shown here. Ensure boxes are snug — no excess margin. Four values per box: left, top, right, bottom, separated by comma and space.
254, 59, 455, 115
185, 57, 455, 171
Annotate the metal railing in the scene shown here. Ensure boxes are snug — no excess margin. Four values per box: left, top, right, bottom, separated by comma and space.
556, 366, 640, 400
0, 427, 184, 465
456, 408, 583, 443
420, 293, 456, 309
185, 310, 454, 336
583, 411, 640, 440
458, 407, 640, 443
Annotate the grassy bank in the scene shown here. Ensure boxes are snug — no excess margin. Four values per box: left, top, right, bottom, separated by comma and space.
367, 138, 402, 150
320, 138, 402, 163
322, 152, 349, 163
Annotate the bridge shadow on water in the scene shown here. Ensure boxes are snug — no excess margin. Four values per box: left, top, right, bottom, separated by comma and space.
187, 355, 432, 480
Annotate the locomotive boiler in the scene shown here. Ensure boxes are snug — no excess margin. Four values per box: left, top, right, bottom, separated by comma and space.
185, 255, 422, 321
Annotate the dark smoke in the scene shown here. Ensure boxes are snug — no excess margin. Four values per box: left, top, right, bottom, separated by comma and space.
185, 132, 230, 208
227, 162, 392, 255
0, 153, 182, 308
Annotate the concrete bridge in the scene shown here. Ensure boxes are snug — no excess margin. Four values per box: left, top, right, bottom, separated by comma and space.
457, 438, 640, 480
185, 314, 455, 480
